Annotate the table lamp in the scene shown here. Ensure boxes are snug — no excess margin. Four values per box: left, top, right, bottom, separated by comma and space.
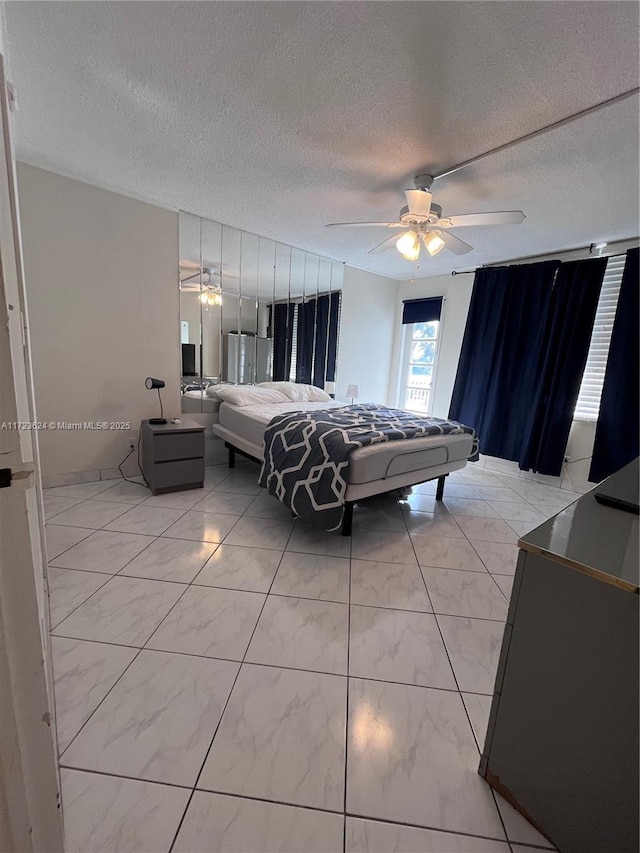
145, 377, 167, 424
346, 384, 359, 405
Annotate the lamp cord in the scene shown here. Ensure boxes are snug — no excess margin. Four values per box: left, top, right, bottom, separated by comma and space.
117, 424, 150, 488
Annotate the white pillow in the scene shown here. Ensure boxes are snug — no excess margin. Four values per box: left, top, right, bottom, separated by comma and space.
216, 385, 290, 406
259, 381, 332, 402
305, 384, 333, 402
204, 384, 228, 399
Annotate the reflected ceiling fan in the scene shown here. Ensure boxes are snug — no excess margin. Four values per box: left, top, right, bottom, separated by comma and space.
326, 174, 525, 260
179, 265, 223, 306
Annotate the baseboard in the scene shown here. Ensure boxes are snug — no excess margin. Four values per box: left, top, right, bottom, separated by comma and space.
477, 454, 591, 494
42, 456, 226, 489
42, 470, 102, 488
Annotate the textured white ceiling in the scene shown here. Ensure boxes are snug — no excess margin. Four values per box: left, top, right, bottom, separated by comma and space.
5, 1, 639, 279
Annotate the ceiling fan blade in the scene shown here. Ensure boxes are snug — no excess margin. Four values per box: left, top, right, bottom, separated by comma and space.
326, 221, 405, 228
440, 210, 526, 228
405, 189, 432, 217
368, 233, 401, 255
180, 259, 201, 271
439, 230, 474, 255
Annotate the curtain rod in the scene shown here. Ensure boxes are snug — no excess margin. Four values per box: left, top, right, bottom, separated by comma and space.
434, 88, 639, 182
451, 238, 639, 275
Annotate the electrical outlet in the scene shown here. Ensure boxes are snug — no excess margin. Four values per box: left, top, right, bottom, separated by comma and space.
564, 455, 571, 463
126, 436, 138, 453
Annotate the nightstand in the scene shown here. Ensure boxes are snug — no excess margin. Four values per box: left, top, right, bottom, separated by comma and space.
140, 418, 205, 495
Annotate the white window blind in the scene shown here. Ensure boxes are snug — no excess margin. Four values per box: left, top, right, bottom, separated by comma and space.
333, 294, 342, 378
288, 304, 298, 382
574, 255, 625, 420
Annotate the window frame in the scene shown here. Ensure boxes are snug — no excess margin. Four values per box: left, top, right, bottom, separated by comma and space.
397, 307, 445, 416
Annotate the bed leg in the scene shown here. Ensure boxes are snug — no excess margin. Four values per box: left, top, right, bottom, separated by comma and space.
227, 444, 235, 469
342, 502, 354, 537
436, 475, 446, 501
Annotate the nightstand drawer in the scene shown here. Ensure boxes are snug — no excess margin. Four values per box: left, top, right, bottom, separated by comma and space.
153, 431, 204, 462
154, 458, 204, 491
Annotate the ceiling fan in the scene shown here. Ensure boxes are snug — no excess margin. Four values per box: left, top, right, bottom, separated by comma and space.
326, 174, 525, 260
179, 265, 223, 305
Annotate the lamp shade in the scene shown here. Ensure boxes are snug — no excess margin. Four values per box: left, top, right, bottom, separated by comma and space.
346, 384, 359, 399
324, 381, 336, 394
423, 232, 445, 257
145, 377, 165, 390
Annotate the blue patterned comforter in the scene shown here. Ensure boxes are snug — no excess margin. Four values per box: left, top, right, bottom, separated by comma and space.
258, 403, 476, 531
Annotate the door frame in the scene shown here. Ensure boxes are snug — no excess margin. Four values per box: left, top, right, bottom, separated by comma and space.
0, 52, 63, 852
395, 297, 447, 416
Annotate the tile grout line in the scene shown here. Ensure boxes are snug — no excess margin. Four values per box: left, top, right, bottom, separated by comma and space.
51, 484, 242, 772
50, 469, 246, 850
166, 511, 299, 853
403, 501, 497, 782
342, 522, 354, 853
59, 764, 192, 791
49, 470, 553, 848
43, 495, 87, 521
44, 526, 95, 562
48, 487, 275, 640
420, 490, 517, 850
49, 571, 115, 632
47, 495, 147, 532
57, 764, 540, 848
48, 635, 499, 696
408, 491, 523, 851
57, 644, 146, 763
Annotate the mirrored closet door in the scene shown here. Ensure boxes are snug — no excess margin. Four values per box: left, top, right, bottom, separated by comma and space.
179, 211, 343, 413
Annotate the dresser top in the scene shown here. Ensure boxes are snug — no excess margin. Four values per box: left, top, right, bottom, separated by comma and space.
142, 417, 204, 434
519, 461, 639, 593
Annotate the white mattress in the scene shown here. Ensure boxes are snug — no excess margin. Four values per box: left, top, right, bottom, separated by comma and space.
218, 400, 345, 446
216, 401, 474, 485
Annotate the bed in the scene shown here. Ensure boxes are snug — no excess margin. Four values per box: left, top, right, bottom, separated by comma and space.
212, 397, 476, 535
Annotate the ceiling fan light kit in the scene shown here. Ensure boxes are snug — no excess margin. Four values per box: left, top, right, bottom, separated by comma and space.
396, 230, 420, 260
199, 287, 222, 306
327, 172, 526, 262
423, 232, 445, 257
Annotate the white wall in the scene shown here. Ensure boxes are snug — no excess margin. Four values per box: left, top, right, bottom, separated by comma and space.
17, 163, 180, 478
390, 272, 475, 418
335, 266, 398, 404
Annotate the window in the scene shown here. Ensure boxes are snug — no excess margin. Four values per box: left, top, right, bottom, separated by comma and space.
401, 320, 440, 414
288, 304, 298, 382
574, 255, 625, 420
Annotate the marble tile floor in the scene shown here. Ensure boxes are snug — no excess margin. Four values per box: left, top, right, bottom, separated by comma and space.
45, 460, 564, 852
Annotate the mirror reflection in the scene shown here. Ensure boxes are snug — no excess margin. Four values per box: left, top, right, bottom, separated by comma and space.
179, 212, 343, 413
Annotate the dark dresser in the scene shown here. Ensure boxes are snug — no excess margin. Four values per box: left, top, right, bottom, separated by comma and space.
480, 460, 639, 853
140, 418, 205, 495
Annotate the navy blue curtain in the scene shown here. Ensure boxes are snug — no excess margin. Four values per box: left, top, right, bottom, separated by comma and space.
520, 258, 606, 475
402, 296, 443, 325
272, 302, 295, 381
449, 258, 607, 474
326, 291, 340, 383
296, 299, 316, 384
589, 248, 639, 482
449, 261, 560, 460
273, 292, 341, 387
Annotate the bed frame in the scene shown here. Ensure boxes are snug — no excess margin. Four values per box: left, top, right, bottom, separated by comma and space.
220, 437, 460, 537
